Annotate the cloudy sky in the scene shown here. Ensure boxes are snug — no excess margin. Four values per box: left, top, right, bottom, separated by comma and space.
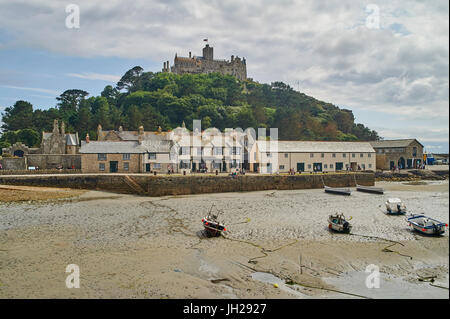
0, 0, 448, 152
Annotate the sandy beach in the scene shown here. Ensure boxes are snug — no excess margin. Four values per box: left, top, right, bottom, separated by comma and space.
0, 180, 448, 299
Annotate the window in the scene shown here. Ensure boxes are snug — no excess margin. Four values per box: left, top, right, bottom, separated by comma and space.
369, 164, 372, 168
352, 153, 355, 158
123, 153, 130, 160
124, 162, 129, 171
279, 165, 285, 170
153, 163, 161, 169
343, 153, 346, 158
180, 147, 190, 155
324, 164, 328, 169
360, 153, 363, 158
232, 147, 241, 155
213, 162, 221, 169
180, 161, 190, 169
308, 164, 312, 169
321, 153, 324, 158
368, 153, 371, 158
230, 160, 240, 168
332, 153, 336, 158
310, 153, 314, 158
284, 153, 288, 158
213, 147, 223, 155
148, 153, 156, 160
196, 148, 202, 156
413, 147, 417, 157
254, 153, 257, 160
98, 153, 107, 161
266, 153, 272, 157
330, 164, 334, 169
362, 164, 365, 170
99, 163, 105, 171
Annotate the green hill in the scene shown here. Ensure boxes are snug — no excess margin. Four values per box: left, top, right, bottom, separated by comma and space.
0, 67, 379, 151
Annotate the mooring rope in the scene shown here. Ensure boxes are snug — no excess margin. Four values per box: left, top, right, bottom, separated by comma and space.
349, 233, 413, 259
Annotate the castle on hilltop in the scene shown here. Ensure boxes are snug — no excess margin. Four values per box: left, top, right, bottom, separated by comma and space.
162, 43, 247, 81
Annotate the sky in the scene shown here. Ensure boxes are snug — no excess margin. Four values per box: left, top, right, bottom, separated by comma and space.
0, 0, 448, 153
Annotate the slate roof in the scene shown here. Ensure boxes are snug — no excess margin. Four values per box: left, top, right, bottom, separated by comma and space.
369, 139, 423, 148
256, 140, 375, 153
80, 141, 145, 154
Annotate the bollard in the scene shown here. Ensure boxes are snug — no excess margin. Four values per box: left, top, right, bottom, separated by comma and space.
154, 171, 157, 176
183, 170, 186, 176
216, 170, 218, 175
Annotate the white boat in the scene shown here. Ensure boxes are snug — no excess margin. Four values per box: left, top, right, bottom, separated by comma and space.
385, 198, 407, 215
407, 215, 448, 235
328, 213, 352, 233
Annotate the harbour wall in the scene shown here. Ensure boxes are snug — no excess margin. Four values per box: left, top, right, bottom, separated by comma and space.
0, 172, 374, 197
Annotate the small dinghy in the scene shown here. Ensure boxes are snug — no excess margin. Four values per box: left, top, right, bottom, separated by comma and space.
202, 215, 226, 237
328, 213, 352, 233
324, 186, 351, 196
385, 198, 407, 215
407, 215, 448, 235
356, 184, 384, 194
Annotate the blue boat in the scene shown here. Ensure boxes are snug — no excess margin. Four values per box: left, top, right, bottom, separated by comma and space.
407, 214, 448, 235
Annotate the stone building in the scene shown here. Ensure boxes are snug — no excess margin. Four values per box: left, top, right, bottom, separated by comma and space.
1, 120, 80, 169
162, 43, 247, 81
369, 139, 424, 170
251, 141, 376, 174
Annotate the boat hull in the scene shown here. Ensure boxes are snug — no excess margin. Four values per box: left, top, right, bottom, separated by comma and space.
356, 185, 384, 194
324, 186, 351, 196
407, 215, 447, 236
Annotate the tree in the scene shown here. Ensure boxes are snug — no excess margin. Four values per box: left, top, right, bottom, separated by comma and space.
1, 100, 33, 131
57, 89, 89, 127
116, 66, 144, 92
17, 128, 40, 147
125, 105, 143, 130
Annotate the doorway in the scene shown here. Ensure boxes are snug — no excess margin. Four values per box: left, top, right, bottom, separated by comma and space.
313, 163, 322, 172
110, 161, 118, 173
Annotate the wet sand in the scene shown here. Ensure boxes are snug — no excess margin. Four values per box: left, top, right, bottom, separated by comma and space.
0, 181, 448, 298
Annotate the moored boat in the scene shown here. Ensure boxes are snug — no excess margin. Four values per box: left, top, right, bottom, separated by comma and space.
202, 215, 227, 237
328, 213, 352, 233
324, 186, 351, 196
407, 214, 448, 235
356, 184, 384, 194
385, 198, 407, 215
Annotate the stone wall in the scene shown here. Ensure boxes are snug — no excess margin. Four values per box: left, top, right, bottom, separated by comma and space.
0, 172, 374, 197
0, 157, 27, 170
26, 154, 81, 169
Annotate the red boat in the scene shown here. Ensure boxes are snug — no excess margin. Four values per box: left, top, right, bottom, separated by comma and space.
202, 215, 226, 237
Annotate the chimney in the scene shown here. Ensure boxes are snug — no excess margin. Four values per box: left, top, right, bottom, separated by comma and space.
138, 125, 144, 144
231, 55, 234, 62
53, 119, 59, 134
163, 61, 166, 71
97, 124, 102, 140
86, 133, 90, 143
189, 51, 191, 58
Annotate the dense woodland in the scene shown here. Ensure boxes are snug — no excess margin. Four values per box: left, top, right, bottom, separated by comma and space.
0, 66, 380, 153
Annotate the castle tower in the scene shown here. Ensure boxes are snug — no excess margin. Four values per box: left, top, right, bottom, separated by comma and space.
202, 44, 213, 60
